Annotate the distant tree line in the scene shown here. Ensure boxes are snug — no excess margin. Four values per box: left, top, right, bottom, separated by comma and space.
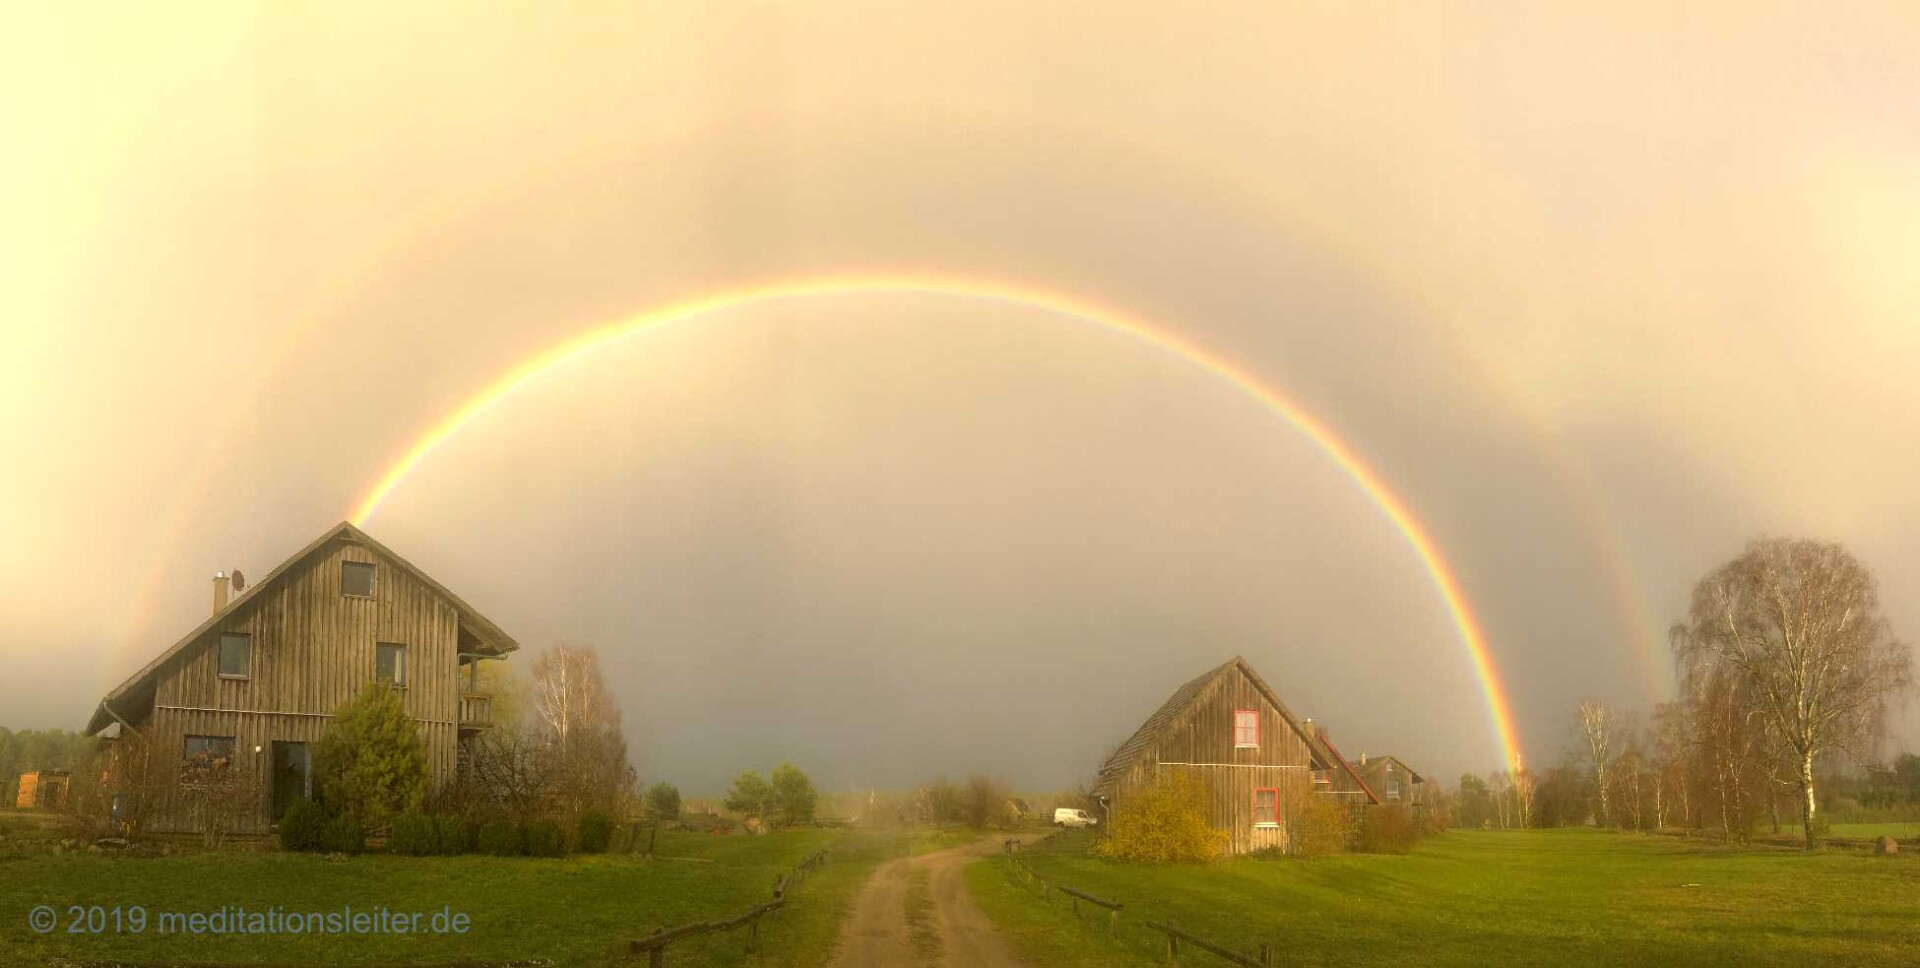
1451, 537, 1915, 848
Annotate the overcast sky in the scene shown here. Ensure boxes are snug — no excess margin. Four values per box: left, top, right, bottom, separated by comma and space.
4, 3, 1917, 794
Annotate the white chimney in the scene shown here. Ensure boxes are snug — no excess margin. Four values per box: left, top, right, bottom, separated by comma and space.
212, 571, 229, 615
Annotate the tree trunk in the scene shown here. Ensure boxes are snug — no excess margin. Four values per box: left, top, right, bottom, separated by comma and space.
1799, 752, 1818, 850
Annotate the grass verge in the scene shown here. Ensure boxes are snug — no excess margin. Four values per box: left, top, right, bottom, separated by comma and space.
967, 827, 1920, 967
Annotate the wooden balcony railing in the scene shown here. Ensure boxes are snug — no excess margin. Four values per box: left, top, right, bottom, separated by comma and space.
459, 693, 492, 729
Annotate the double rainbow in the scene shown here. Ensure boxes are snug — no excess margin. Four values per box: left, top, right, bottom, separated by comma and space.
347, 272, 1525, 770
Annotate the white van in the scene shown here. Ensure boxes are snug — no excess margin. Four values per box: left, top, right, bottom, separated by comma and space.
1053, 807, 1098, 828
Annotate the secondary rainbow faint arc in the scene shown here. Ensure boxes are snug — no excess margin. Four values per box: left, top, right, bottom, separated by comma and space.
348, 273, 1524, 770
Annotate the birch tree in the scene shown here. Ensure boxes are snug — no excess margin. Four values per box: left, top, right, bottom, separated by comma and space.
1577, 699, 1617, 826
1672, 538, 1913, 847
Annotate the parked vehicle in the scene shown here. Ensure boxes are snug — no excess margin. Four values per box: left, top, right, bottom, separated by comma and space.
1053, 807, 1098, 828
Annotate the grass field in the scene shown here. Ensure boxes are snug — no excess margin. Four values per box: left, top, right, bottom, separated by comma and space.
968, 828, 1920, 967
2, 828, 884, 967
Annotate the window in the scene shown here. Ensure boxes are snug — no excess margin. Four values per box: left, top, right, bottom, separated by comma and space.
1386, 779, 1401, 801
217, 633, 251, 679
1233, 709, 1259, 748
377, 642, 408, 686
341, 561, 376, 598
1253, 787, 1280, 827
181, 735, 236, 777
1311, 768, 1332, 786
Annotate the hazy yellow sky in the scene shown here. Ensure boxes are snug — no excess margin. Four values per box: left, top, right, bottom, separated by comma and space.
3, 2, 1917, 786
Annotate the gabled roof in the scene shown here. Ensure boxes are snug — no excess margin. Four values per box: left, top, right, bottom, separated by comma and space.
1355, 754, 1425, 785
88, 521, 518, 734
1094, 656, 1380, 804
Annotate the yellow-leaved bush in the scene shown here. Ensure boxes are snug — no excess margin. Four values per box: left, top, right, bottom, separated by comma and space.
1092, 771, 1227, 863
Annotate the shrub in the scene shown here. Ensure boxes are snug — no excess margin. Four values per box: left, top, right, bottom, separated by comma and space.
644, 782, 682, 821
389, 812, 438, 856
321, 813, 365, 855
477, 820, 522, 857
1355, 804, 1420, 854
524, 820, 566, 857
576, 809, 614, 854
1092, 772, 1227, 863
277, 801, 329, 853
312, 683, 429, 833
1290, 795, 1353, 858
435, 815, 470, 855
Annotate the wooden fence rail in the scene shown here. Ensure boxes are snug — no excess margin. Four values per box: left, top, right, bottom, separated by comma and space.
1144, 919, 1274, 968
631, 847, 832, 964
1058, 885, 1124, 936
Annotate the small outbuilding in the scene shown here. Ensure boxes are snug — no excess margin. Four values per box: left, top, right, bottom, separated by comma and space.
1351, 754, 1426, 807
15, 771, 71, 810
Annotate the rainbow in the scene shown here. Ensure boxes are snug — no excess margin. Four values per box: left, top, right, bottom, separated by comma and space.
347, 272, 1526, 770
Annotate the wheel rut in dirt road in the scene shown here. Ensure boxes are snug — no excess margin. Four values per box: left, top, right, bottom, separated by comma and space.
828, 834, 1038, 968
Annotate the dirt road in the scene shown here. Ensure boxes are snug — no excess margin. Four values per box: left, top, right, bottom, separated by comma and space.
828, 834, 1035, 968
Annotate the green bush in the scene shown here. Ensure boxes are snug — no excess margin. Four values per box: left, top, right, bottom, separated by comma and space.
1290, 795, 1354, 858
312, 682, 429, 832
434, 814, 470, 855
389, 812, 438, 856
1356, 804, 1420, 854
1092, 772, 1227, 863
321, 813, 365, 855
576, 809, 614, 854
524, 819, 566, 857
277, 801, 328, 853
477, 820, 522, 857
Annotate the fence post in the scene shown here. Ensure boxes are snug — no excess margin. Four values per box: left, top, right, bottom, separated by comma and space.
649, 823, 659, 857
747, 914, 761, 954
1109, 908, 1120, 937
1260, 943, 1274, 966
1166, 932, 1179, 966
1070, 894, 1080, 920
646, 929, 666, 968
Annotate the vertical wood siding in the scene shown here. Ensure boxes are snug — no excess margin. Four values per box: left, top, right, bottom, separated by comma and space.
143, 538, 466, 834
1108, 666, 1318, 856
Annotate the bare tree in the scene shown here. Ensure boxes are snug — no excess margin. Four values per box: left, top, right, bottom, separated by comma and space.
1512, 757, 1537, 828
1577, 699, 1617, 826
1672, 538, 1914, 847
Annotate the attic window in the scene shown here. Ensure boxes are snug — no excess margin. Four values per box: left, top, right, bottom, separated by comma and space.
217, 633, 251, 679
342, 561, 375, 598
1233, 709, 1259, 748
1253, 787, 1280, 827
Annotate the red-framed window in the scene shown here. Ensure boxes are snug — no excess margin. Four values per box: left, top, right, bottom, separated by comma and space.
1233, 709, 1259, 748
1253, 787, 1280, 827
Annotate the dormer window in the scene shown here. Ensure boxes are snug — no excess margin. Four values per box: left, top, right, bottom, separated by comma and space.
217, 633, 251, 679
1233, 709, 1259, 748
342, 561, 375, 598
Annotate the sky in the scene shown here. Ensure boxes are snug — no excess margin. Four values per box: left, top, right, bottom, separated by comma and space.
3, 2, 1918, 795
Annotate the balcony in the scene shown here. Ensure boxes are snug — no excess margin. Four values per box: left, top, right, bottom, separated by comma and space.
458, 693, 493, 732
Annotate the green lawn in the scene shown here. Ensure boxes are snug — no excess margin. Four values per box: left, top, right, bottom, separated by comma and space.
967, 828, 1920, 967
2, 828, 884, 967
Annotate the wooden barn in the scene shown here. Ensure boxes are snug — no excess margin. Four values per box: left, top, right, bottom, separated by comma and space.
84, 521, 518, 834
15, 771, 70, 810
1352, 754, 1426, 807
1094, 656, 1377, 856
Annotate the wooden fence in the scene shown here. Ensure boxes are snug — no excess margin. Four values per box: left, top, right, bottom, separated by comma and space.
629, 847, 831, 964
999, 851, 1273, 967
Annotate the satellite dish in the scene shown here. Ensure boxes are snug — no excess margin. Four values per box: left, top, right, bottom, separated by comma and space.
230, 569, 246, 593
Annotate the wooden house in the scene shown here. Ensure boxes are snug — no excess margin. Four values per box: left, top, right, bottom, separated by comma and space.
1352, 754, 1425, 807
84, 522, 518, 834
1094, 656, 1378, 856
15, 771, 70, 810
